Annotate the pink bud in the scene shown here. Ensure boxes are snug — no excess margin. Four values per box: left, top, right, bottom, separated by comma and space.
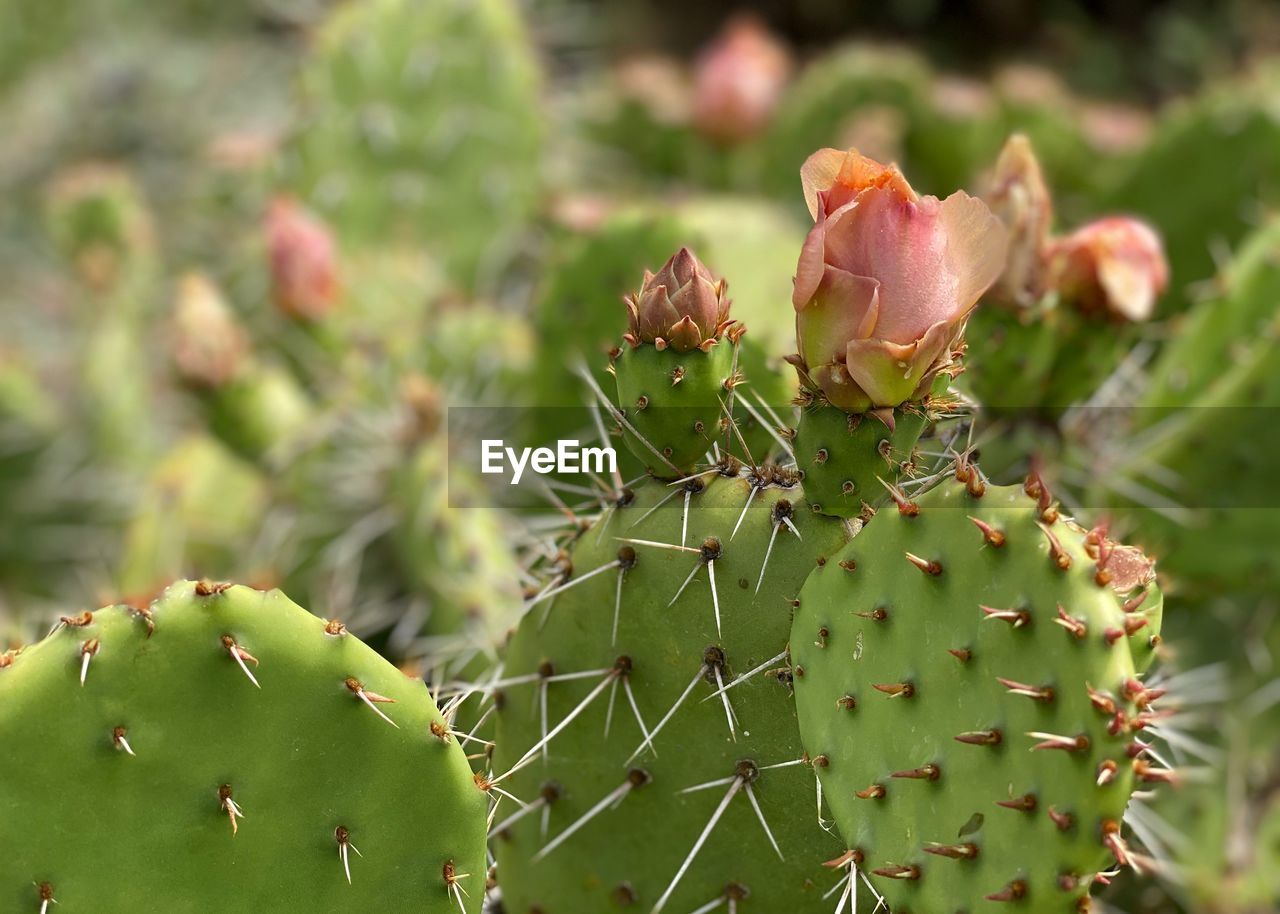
692, 16, 792, 146
985, 134, 1053, 307
266, 197, 341, 322
1046, 217, 1168, 322
792, 148, 1007, 412
624, 248, 737, 352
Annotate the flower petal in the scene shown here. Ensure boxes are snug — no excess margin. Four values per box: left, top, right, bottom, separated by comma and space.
796, 268, 880, 368
800, 149, 850, 219
939, 190, 1009, 319
843, 321, 953, 409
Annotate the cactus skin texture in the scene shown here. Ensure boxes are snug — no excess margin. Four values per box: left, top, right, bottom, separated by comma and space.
791, 396, 935, 518
790, 476, 1163, 914
613, 342, 738, 475
493, 473, 853, 914
0, 580, 487, 913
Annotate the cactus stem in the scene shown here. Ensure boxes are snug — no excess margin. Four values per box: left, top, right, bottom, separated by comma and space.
1028, 731, 1091, 752
904, 552, 942, 576
79, 638, 100, 686
112, 725, 135, 756
221, 635, 261, 689
334, 825, 362, 884
491, 785, 558, 837
218, 784, 244, 836
652, 774, 745, 914
981, 605, 1031, 627
344, 677, 399, 729
968, 515, 1006, 547
996, 677, 1054, 702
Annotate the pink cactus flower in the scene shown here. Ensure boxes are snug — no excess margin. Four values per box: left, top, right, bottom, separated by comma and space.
624, 248, 738, 352
266, 197, 340, 322
792, 148, 1008, 412
692, 16, 792, 146
1046, 217, 1169, 322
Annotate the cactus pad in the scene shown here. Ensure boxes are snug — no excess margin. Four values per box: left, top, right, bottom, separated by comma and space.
791, 475, 1163, 914
0, 580, 487, 912
492, 471, 854, 913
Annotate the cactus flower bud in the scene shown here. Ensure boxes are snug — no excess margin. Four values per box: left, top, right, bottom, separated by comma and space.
792, 148, 1007, 412
692, 16, 792, 146
172, 273, 249, 388
623, 247, 738, 352
1045, 217, 1168, 322
266, 197, 340, 321
985, 134, 1053, 307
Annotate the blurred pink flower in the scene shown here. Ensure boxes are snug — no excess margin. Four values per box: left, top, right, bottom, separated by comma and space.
1047, 217, 1169, 322
985, 134, 1053, 307
793, 148, 1007, 412
692, 16, 792, 146
266, 197, 340, 322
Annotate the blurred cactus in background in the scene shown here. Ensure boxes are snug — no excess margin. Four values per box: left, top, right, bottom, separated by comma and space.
1, 2, 1278, 912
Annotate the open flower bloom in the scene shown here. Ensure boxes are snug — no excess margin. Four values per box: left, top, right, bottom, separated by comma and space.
266, 197, 340, 322
624, 247, 738, 352
985, 134, 1053, 307
1045, 217, 1169, 322
692, 15, 792, 146
793, 148, 1008, 412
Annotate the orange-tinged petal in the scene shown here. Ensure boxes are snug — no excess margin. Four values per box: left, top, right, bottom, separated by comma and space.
796, 268, 880, 368
800, 147, 915, 219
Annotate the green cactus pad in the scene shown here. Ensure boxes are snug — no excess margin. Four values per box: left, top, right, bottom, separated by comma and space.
493, 471, 855, 913
285, 0, 543, 291
613, 342, 738, 476
792, 399, 935, 519
0, 580, 487, 912
791, 477, 1163, 914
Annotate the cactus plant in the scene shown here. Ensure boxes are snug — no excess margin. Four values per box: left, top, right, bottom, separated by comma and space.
791, 473, 1165, 914
0, 579, 488, 912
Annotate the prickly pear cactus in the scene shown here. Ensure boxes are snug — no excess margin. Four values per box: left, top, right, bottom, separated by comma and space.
791, 473, 1164, 914
492, 471, 854, 913
285, 0, 543, 291
0, 580, 488, 912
